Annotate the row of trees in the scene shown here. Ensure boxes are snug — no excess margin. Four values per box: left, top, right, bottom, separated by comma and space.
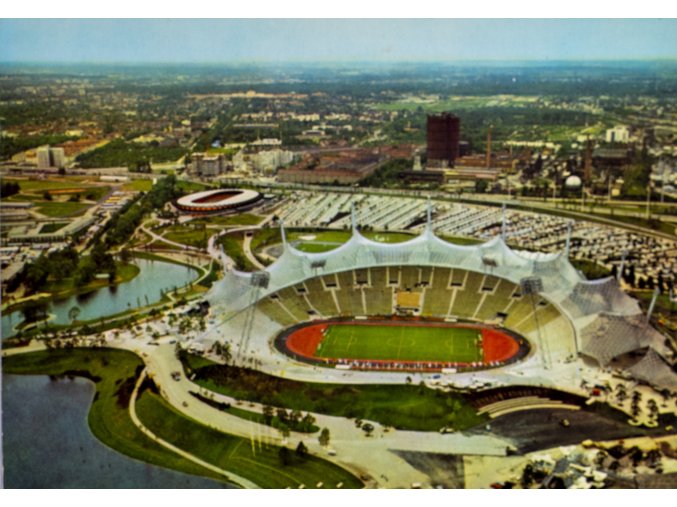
10, 240, 117, 295
102, 174, 183, 248
1, 180, 20, 197
611, 264, 675, 294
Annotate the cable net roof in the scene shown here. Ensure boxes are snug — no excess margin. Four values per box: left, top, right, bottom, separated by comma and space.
206, 225, 671, 384
207, 228, 584, 316
560, 277, 642, 319
579, 313, 663, 365
627, 348, 677, 391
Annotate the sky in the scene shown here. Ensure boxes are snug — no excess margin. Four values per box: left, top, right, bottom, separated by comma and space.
1, 19, 677, 64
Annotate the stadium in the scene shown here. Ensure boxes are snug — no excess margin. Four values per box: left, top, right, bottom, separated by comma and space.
174, 188, 262, 214
202, 204, 676, 394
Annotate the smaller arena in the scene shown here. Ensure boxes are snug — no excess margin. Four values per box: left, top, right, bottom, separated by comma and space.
277, 318, 528, 372
174, 188, 262, 214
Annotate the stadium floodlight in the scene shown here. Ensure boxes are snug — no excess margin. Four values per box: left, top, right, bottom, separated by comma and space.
250, 271, 270, 289
310, 260, 327, 270
520, 276, 548, 369
520, 276, 543, 295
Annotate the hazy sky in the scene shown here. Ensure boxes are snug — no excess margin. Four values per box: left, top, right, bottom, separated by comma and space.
2, 19, 677, 63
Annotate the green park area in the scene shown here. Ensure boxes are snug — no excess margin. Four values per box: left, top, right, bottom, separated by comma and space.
38, 222, 68, 234
35, 201, 90, 218
194, 213, 264, 227
160, 224, 211, 249
3, 349, 363, 489
75, 138, 188, 168
1, 177, 115, 217
181, 353, 486, 432
317, 323, 483, 363
122, 179, 154, 192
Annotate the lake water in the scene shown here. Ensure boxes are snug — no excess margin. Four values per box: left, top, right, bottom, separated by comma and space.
2, 258, 199, 340
1, 374, 233, 488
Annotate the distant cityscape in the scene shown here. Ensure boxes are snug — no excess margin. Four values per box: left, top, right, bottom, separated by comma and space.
1, 47, 677, 490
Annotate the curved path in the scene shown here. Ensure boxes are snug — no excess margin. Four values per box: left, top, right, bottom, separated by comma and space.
129, 369, 259, 489
140, 224, 203, 253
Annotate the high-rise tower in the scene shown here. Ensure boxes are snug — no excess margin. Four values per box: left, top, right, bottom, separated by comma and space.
426, 113, 460, 167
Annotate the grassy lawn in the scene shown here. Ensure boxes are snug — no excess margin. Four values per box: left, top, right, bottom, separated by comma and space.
136, 391, 362, 489
35, 201, 90, 218
194, 213, 264, 227
571, 259, 612, 280
439, 234, 483, 246
182, 354, 485, 432
318, 323, 483, 363
122, 179, 154, 192
252, 229, 418, 254
2, 349, 228, 484
197, 261, 221, 289
225, 405, 319, 434
176, 180, 210, 193
162, 225, 210, 249
1, 177, 95, 192
38, 222, 68, 234
217, 232, 256, 271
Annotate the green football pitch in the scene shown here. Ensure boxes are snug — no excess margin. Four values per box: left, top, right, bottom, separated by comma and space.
315, 323, 483, 363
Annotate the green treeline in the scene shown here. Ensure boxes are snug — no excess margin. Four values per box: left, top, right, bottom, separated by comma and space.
0, 134, 78, 160
14, 243, 116, 296
102, 174, 183, 248
359, 158, 412, 188
1, 180, 21, 197
76, 138, 187, 169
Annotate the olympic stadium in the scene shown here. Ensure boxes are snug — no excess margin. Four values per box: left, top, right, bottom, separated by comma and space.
174, 188, 262, 214
201, 203, 676, 395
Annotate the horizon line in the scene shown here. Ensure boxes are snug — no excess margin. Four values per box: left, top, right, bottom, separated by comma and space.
3, 57, 677, 66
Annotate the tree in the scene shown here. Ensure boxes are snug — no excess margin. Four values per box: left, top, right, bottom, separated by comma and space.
278, 446, 292, 466
295, 441, 308, 460
43, 190, 53, 201
301, 413, 316, 431
276, 408, 289, 424
362, 423, 375, 437
68, 305, 81, 324
119, 249, 132, 263
475, 179, 489, 193
279, 424, 290, 440
290, 409, 302, 427
22, 299, 49, 323
262, 405, 274, 426
319, 427, 330, 447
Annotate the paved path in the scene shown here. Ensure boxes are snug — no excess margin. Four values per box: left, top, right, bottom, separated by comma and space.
125, 338, 511, 487
140, 225, 203, 252
129, 369, 259, 489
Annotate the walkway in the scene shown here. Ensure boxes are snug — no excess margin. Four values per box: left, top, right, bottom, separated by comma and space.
129, 369, 259, 489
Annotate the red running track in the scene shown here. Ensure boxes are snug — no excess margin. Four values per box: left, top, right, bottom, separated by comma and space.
285, 320, 522, 368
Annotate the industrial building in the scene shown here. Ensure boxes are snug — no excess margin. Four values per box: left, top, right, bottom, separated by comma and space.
277, 149, 384, 185
426, 113, 460, 168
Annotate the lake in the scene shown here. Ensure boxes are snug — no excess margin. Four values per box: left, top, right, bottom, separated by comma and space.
1, 374, 233, 488
2, 258, 199, 340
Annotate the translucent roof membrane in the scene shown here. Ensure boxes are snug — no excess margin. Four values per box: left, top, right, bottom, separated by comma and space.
206, 225, 671, 374
579, 313, 663, 366
627, 348, 677, 391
